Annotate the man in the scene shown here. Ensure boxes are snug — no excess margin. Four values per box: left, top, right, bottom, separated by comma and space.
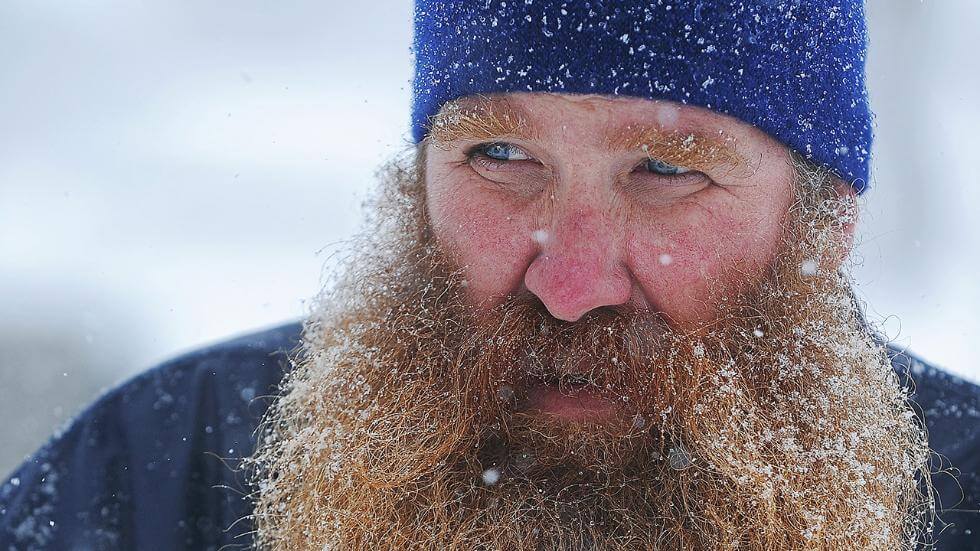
2, 1, 978, 550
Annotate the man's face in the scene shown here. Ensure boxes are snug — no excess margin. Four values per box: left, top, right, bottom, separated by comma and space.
250, 93, 930, 550
424, 92, 799, 422
426, 93, 798, 327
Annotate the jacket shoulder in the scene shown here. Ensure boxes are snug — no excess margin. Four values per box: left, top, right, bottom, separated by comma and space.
889, 346, 980, 548
889, 346, 980, 462
0, 322, 301, 550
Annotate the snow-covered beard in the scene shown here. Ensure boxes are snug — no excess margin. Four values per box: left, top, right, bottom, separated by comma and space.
248, 153, 934, 550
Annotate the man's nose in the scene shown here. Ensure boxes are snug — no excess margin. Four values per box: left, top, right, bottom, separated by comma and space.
523, 209, 633, 322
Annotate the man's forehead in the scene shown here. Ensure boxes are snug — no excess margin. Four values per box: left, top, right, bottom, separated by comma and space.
428, 93, 748, 172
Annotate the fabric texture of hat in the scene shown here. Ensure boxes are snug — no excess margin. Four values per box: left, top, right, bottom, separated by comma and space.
412, 0, 873, 192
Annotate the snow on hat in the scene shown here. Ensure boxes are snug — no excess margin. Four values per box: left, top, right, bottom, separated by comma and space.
412, 0, 873, 192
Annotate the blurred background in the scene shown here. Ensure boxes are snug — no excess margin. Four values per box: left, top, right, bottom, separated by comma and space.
1, 1, 977, 478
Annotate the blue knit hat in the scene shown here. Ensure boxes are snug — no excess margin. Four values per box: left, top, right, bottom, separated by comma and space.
412, 1, 872, 193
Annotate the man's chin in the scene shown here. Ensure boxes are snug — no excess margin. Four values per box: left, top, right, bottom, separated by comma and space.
496, 393, 657, 475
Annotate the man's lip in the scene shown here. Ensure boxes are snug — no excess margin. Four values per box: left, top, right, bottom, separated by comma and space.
522, 382, 620, 422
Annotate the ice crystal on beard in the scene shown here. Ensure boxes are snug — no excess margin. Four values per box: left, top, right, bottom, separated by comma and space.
496, 385, 515, 402
668, 443, 693, 471
632, 413, 647, 430
800, 258, 819, 276
481, 468, 501, 486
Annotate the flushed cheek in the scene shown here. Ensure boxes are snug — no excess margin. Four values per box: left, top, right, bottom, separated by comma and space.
428, 190, 535, 304
628, 214, 778, 326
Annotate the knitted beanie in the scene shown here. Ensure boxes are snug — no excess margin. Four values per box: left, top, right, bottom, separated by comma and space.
412, 0, 872, 192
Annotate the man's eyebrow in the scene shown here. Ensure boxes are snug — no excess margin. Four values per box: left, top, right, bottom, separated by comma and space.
427, 98, 536, 146
604, 124, 746, 172
427, 97, 747, 172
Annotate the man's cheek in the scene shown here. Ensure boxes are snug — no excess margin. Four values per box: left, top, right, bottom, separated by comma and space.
431, 197, 536, 302
630, 241, 716, 322
629, 221, 772, 324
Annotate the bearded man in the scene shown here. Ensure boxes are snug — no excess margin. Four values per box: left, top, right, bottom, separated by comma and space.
2, 1, 979, 550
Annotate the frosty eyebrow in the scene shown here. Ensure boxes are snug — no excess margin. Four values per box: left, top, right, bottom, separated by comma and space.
605, 125, 746, 172
427, 98, 535, 147
427, 97, 746, 172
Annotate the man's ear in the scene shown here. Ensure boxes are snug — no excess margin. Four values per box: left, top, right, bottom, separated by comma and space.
828, 178, 859, 271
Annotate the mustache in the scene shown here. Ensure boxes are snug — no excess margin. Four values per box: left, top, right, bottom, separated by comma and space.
465, 293, 688, 412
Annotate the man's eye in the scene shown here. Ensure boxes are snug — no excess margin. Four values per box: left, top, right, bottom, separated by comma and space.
643, 158, 691, 175
472, 142, 533, 162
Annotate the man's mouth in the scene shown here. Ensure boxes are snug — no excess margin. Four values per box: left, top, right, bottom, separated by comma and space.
522, 372, 621, 423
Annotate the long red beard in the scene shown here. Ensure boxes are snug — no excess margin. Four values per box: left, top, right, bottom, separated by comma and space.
247, 158, 933, 550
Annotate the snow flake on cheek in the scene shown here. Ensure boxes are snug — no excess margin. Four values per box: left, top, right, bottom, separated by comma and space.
530, 228, 550, 246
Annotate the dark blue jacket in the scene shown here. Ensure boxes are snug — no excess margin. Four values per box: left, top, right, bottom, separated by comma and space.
1, 322, 978, 550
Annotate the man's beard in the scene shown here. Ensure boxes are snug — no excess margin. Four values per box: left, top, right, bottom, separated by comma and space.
248, 154, 934, 550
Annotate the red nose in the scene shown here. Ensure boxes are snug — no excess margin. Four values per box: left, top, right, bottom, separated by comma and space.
523, 211, 632, 322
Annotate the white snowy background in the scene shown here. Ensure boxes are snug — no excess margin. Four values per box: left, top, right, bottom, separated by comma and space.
1, 1, 977, 477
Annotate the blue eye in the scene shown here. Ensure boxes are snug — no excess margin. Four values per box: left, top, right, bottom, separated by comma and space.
644, 158, 690, 175
476, 142, 532, 161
